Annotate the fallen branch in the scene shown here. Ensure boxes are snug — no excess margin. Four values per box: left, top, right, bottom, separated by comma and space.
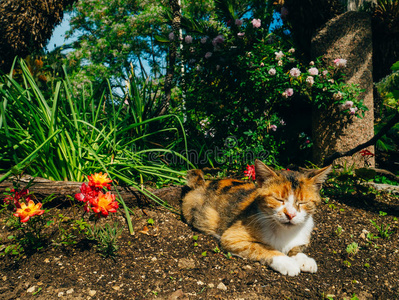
323, 112, 399, 166
0, 174, 187, 209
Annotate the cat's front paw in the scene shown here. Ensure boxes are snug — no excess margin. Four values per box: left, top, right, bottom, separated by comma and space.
293, 253, 317, 273
269, 256, 301, 276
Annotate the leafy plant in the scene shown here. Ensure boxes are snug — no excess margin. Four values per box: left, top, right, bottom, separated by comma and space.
86, 222, 123, 258
0, 59, 193, 217
370, 211, 393, 239
180, 3, 366, 168
335, 226, 343, 236
346, 242, 359, 256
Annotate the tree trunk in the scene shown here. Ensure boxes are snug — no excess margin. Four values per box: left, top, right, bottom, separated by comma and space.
346, 0, 377, 11
311, 11, 375, 167
160, 0, 181, 116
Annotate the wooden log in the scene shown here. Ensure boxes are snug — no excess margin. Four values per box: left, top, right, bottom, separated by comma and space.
0, 174, 187, 209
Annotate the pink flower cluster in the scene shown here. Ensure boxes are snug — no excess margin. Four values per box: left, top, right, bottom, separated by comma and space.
290, 67, 301, 77
334, 58, 347, 68
212, 35, 225, 46
185, 35, 193, 44
282, 88, 294, 98
251, 19, 261, 28
340, 100, 358, 115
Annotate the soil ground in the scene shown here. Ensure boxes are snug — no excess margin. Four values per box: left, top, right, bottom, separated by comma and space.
1, 181, 398, 300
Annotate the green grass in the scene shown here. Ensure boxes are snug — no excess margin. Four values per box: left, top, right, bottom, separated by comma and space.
0, 58, 194, 232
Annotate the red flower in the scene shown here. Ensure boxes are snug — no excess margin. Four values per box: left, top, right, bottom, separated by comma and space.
360, 149, 375, 157
3, 188, 31, 209
244, 164, 256, 180
13, 200, 44, 223
87, 172, 112, 190
75, 183, 98, 203
91, 191, 119, 218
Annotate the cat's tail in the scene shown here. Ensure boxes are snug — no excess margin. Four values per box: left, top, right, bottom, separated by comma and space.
186, 169, 205, 189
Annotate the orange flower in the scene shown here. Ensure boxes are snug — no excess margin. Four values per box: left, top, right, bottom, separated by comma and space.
13, 200, 44, 223
88, 172, 112, 190
91, 191, 119, 217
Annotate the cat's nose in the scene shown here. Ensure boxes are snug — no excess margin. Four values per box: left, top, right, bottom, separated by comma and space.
285, 211, 296, 220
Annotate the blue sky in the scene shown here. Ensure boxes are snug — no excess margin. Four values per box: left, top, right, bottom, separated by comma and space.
47, 13, 74, 51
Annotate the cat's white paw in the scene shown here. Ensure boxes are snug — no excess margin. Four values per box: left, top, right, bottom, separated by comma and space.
270, 256, 301, 276
293, 253, 317, 273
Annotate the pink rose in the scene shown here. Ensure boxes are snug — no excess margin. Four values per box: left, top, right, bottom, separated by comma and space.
334, 58, 347, 68
275, 51, 284, 60
306, 76, 314, 86
290, 67, 301, 77
308, 67, 319, 76
349, 107, 358, 115
286, 88, 294, 97
212, 35, 225, 46
251, 18, 261, 28
185, 35, 193, 43
205, 52, 212, 59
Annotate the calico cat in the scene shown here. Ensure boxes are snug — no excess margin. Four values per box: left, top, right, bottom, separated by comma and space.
182, 159, 331, 276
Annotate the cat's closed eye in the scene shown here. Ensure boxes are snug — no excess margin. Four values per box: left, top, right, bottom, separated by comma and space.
272, 196, 285, 203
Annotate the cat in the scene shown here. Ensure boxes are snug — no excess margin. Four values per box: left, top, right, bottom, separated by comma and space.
182, 159, 331, 276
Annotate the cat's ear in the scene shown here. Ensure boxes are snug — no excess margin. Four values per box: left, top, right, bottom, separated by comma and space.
306, 165, 332, 190
255, 159, 278, 187
186, 169, 205, 189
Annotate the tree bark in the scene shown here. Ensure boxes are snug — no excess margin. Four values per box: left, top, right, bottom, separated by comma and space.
160, 0, 181, 116
311, 11, 375, 168
323, 111, 399, 166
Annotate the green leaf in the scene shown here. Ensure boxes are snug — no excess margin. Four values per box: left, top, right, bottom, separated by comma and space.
390, 61, 399, 71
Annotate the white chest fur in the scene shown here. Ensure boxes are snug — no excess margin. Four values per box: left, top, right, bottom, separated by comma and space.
260, 216, 314, 254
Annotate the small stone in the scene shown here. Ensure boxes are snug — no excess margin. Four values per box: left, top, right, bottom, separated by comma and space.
88, 290, 97, 297
360, 229, 369, 240
197, 280, 205, 285
2, 276, 6, 281
208, 283, 215, 288
242, 265, 252, 270
27, 286, 36, 293
44, 258, 50, 263
66, 288, 74, 294
58, 291, 64, 297
112, 285, 120, 291
217, 282, 227, 291
169, 289, 184, 300
177, 258, 196, 269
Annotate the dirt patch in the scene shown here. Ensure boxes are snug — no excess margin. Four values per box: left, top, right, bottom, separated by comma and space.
1, 183, 398, 300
